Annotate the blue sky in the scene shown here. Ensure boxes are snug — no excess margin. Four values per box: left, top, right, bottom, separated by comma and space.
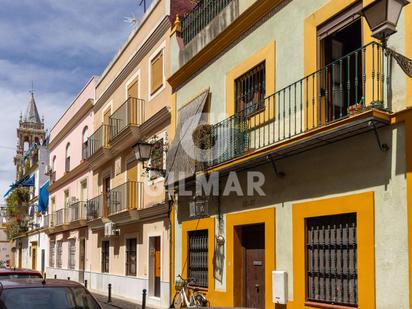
0, 0, 150, 202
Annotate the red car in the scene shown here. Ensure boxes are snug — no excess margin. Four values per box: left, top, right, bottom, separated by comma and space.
0, 278, 101, 308
0, 268, 43, 279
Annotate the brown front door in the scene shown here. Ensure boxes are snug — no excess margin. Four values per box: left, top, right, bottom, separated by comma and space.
149, 236, 161, 297
31, 242, 37, 270
242, 224, 265, 309
79, 238, 86, 282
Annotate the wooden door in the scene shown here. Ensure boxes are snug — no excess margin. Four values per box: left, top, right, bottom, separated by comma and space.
242, 224, 265, 309
154, 237, 161, 297
149, 236, 161, 297
103, 177, 110, 216
127, 160, 138, 209
31, 242, 37, 270
103, 109, 111, 145
127, 80, 139, 124
18, 244, 22, 268
79, 238, 85, 282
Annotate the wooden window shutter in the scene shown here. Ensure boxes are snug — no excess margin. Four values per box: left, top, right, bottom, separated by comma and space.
128, 80, 138, 99
151, 50, 163, 94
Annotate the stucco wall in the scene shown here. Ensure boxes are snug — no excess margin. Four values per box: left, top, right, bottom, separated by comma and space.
174, 0, 408, 124
174, 123, 409, 308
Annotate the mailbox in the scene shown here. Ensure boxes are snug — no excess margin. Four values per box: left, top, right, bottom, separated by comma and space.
272, 270, 288, 305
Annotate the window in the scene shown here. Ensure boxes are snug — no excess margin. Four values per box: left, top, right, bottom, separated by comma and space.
126, 238, 137, 276
235, 62, 265, 115
101, 240, 109, 273
306, 213, 357, 306
65, 143, 71, 172
51, 156, 56, 183
150, 50, 163, 95
317, 2, 362, 122
49, 241, 55, 267
68, 239, 76, 270
82, 126, 88, 160
56, 241, 62, 268
188, 230, 208, 288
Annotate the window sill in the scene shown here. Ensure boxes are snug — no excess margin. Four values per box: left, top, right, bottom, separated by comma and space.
305, 301, 357, 309
187, 285, 208, 292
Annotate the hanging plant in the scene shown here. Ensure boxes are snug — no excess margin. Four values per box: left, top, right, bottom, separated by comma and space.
192, 124, 214, 150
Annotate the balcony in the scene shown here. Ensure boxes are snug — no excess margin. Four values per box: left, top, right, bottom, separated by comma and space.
86, 195, 103, 221
68, 201, 87, 223
45, 213, 55, 228
109, 97, 145, 142
181, 0, 233, 45
84, 125, 109, 159
108, 181, 142, 215
203, 42, 392, 169
55, 209, 67, 226
105, 181, 145, 224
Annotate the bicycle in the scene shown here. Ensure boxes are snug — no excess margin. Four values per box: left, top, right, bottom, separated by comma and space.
172, 275, 208, 308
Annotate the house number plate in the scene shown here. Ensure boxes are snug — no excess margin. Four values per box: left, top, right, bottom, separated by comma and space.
253, 261, 263, 266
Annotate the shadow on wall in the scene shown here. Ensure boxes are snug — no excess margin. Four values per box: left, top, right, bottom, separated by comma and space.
176, 124, 401, 221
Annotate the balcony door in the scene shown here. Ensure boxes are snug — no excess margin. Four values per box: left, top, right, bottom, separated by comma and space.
127, 80, 140, 125
318, 2, 362, 123
127, 160, 138, 210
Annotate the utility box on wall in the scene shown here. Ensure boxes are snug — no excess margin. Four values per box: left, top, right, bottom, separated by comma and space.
272, 270, 288, 305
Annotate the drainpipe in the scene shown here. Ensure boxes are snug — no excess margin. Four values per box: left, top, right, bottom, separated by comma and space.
167, 188, 176, 306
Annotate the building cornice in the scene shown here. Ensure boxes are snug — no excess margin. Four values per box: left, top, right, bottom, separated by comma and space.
168, 0, 283, 90
48, 161, 89, 194
48, 99, 94, 151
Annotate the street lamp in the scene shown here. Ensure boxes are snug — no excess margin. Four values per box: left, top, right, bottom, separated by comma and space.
133, 141, 153, 162
361, 0, 409, 45
133, 140, 167, 176
361, 0, 412, 77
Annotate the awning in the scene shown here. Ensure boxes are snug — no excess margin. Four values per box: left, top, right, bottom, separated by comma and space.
166, 90, 209, 186
3, 175, 30, 197
21, 174, 35, 187
38, 181, 49, 212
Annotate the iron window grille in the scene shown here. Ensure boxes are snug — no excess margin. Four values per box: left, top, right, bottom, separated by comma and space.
101, 240, 110, 273
68, 239, 76, 270
306, 213, 357, 307
235, 62, 266, 116
126, 238, 137, 276
188, 230, 208, 288
56, 241, 62, 268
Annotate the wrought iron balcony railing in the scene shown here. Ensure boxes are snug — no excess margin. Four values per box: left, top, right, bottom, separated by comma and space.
204, 42, 392, 168
55, 209, 67, 226
86, 195, 103, 221
181, 0, 233, 45
85, 125, 109, 159
108, 181, 143, 216
68, 201, 87, 222
44, 213, 54, 228
109, 97, 145, 141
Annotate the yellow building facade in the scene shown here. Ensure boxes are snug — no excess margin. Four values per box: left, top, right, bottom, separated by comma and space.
168, 0, 412, 308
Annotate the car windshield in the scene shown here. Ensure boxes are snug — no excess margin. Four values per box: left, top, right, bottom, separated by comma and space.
0, 274, 42, 279
0, 286, 100, 309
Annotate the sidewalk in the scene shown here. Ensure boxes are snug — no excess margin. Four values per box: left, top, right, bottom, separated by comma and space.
91, 291, 144, 309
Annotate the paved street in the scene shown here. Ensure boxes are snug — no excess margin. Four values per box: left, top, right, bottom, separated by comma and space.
92, 292, 144, 309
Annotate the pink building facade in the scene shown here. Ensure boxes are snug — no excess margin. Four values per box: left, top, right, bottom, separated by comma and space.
46, 77, 96, 282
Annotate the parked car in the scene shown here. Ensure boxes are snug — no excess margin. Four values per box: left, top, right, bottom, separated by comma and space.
0, 268, 43, 279
0, 278, 101, 309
